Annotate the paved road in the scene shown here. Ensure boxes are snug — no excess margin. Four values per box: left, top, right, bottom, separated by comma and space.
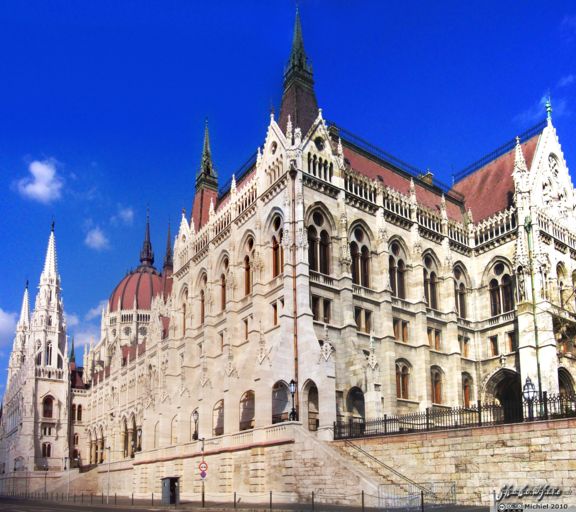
0, 496, 490, 512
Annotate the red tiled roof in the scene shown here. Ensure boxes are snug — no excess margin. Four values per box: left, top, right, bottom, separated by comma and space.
451, 134, 540, 221
343, 146, 464, 221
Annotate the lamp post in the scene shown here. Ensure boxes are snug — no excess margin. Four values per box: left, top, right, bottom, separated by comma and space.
289, 379, 298, 421
43, 461, 48, 498
523, 376, 537, 421
106, 446, 111, 504
64, 456, 69, 500
192, 410, 199, 441
201, 437, 205, 508
524, 217, 544, 401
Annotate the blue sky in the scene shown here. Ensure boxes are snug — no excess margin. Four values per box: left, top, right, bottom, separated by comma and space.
1, 1, 576, 396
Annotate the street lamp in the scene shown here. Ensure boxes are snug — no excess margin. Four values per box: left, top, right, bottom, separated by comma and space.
289, 379, 298, 421
106, 446, 111, 504
192, 409, 199, 440
43, 462, 48, 498
523, 376, 537, 421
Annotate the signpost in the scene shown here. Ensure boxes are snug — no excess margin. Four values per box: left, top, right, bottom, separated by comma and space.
199, 459, 207, 506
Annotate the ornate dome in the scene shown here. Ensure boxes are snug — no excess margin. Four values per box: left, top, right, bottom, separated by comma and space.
108, 214, 169, 313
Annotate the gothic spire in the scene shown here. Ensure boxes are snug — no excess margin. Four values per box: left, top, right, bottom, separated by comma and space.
41, 223, 58, 280
196, 119, 218, 188
163, 221, 173, 270
278, 8, 319, 137
139, 209, 155, 267
17, 281, 30, 328
69, 336, 75, 363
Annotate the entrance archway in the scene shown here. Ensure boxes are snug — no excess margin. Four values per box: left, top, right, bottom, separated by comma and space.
559, 368, 575, 396
485, 369, 522, 423
346, 387, 365, 420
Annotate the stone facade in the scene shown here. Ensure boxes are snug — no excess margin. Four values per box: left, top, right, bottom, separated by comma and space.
2, 11, 576, 505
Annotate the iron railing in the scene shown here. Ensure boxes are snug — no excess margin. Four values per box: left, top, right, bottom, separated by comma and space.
334, 392, 576, 440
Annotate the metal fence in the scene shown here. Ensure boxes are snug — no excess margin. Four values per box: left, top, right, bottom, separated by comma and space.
334, 392, 576, 440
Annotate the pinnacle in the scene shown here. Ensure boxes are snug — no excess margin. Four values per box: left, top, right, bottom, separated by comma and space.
163, 221, 173, 269
139, 210, 155, 267
18, 282, 30, 328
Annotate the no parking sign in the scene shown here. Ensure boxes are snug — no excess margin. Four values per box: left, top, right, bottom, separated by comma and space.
199, 461, 208, 479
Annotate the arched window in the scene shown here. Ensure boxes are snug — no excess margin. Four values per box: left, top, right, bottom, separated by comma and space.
220, 274, 226, 311
489, 279, 501, 316
243, 237, 254, 296
272, 381, 290, 424
42, 442, 51, 458
72, 404, 76, 422
453, 265, 468, 318
308, 226, 318, 271
462, 373, 472, 408
389, 241, 407, 299
170, 415, 178, 445
45, 341, 53, 366
271, 216, 284, 278
73, 433, 79, 445
77, 405, 82, 421
199, 274, 207, 325
239, 390, 255, 431
423, 255, 438, 309
488, 263, 514, 316
181, 289, 188, 335
431, 367, 443, 404
350, 227, 370, 287
346, 387, 365, 420
395, 361, 410, 399
557, 263, 567, 308
213, 400, 224, 436
43, 396, 54, 418
308, 211, 331, 275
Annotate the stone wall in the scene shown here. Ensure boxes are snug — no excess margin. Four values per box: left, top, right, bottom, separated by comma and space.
334, 418, 576, 505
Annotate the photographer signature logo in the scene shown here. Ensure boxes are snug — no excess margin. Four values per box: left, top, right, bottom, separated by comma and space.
496, 484, 563, 502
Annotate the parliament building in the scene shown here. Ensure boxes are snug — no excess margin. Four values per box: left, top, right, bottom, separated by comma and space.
1, 12, 575, 506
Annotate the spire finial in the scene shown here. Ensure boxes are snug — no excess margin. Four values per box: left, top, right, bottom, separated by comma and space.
51, 219, 55, 232
139, 209, 155, 267
195, 119, 218, 189
546, 96, 553, 121
163, 221, 173, 270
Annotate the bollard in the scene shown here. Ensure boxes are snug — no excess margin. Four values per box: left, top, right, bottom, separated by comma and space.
101, 492, 104, 504
152, 492, 154, 506
421, 490, 424, 512
115, 493, 117, 505
312, 491, 315, 511
270, 490, 272, 511
81, 492, 84, 503
90, 493, 93, 504
132, 492, 134, 505
234, 491, 237, 509
361, 490, 365, 512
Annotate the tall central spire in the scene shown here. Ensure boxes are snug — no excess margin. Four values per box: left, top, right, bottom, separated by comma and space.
139, 209, 155, 267
278, 8, 319, 137
196, 119, 218, 189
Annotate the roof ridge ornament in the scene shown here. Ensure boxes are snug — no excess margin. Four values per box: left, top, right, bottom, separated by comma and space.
546, 96, 553, 125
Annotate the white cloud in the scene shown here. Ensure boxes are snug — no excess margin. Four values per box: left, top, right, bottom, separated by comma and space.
16, 159, 63, 204
85, 300, 108, 321
111, 205, 134, 226
561, 15, 576, 42
65, 313, 80, 327
558, 75, 575, 88
85, 227, 110, 251
0, 308, 17, 347
513, 94, 569, 125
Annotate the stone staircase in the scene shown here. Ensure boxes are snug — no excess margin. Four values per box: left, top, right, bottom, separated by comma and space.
50, 465, 100, 495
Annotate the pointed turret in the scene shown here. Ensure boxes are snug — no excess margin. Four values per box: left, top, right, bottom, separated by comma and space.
139, 209, 155, 268
17, 281, 30, 329
278, 9, 319, 137
514, 136, 528, 174
162, 222, 174, 300
191, 120, 219, 230
69, 336, 75, 363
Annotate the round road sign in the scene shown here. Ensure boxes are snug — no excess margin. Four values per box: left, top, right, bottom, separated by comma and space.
199, 461, 208, 472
